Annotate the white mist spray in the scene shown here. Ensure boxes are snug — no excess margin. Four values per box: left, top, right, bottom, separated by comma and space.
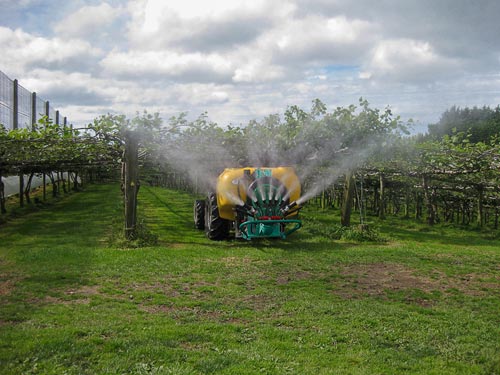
143, 107, 401, 209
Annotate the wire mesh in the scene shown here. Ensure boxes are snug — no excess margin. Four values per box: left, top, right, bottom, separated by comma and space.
0, 70, 70, 129
0, 71, 14, 129
36, 96, 46, 123
18, 84, 32, 129
49, 106, 56, 124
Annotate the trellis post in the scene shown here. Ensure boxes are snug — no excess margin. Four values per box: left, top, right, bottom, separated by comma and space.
124, 131, 140, 239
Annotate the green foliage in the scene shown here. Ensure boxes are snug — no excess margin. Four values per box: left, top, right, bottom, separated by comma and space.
0, 115, 124, 176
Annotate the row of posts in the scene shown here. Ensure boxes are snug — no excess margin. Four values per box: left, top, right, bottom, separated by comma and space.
11, 79, 67, 130
8, 79, 68, 208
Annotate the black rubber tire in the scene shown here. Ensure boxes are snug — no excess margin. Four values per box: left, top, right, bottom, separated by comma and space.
204, 192, 230, 240
194, 200, 205, 229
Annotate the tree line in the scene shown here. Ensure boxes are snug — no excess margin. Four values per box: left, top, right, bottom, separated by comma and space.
2, 100, 499, 237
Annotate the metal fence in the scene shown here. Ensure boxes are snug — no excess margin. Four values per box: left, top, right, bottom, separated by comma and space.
1, 70, 72, 198
0, 70, 69, 130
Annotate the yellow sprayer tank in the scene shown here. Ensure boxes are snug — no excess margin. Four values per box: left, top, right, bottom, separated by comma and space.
216, 167, 301, 221
194, 166, 302, 240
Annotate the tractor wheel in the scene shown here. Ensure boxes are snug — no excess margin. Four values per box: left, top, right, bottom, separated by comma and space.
193, 200, 205, 229
205, 192, 230, 240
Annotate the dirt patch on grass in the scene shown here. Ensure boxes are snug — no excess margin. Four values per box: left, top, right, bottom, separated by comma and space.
168, 243, 185, 249
332, 263, 500, 303
455, 273, 500, 295
333, 263, 442, 300
235, 293, 280, 311
140, 303, 252, 325
0, 271, 23, 297
220, 257, 272, 267
123, 277, 224, 301
35, 285, 102, 305
140, 304, 224, 320
42, 295, 91, 305
0, 278, 17, 296
65, 285, 101, 296
276, 271, 312, 285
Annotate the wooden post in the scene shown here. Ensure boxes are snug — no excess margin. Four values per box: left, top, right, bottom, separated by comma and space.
19, 174, 24, 207
378, 172, 386, 219
43, 173, 46, 200
0, 172, 6, 214
422, 174, 435, 225
477, 185, 484, 227
124, 131, 140, 239
404, 185, 410, 219
341, 171, 355, 227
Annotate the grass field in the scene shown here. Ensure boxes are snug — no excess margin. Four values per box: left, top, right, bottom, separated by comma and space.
1, 184, 499, 374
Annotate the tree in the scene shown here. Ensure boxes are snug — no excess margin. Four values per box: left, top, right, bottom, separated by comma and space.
428, 105, 500, 143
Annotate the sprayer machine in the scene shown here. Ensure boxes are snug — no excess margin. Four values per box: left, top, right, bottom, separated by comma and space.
194, 167, 303, 240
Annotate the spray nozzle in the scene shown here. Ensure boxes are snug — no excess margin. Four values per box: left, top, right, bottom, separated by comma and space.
236, 203, 257, 217
280, 201, 298, 215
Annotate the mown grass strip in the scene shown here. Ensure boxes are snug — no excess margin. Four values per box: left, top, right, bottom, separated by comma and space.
1, 184, 499, 374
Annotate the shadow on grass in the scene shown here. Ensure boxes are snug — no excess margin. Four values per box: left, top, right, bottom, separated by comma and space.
170, 231, 357, 253
246, 239, 356, 253
380, 220, 500, 247
144, 186, 191, 221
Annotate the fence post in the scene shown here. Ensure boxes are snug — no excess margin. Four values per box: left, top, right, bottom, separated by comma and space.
0, 172, 6, 214
13, 79, 18, 130
43, 173, 46, 201
19, 174, 24, 207
31, 92, 37, 130
124, 131, 140, 239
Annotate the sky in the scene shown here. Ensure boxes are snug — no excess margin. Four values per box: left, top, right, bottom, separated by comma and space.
1, 0, 499, 134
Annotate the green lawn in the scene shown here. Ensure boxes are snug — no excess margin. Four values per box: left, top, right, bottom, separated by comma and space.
1, 184, 499, 374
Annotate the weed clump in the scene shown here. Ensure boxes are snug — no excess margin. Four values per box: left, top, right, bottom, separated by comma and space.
127, 220, 159, 247
305, 216, 386, 242
338, 224, 386, 242
107, 218, 159, 248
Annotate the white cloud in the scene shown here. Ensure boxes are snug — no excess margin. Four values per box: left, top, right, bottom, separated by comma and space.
100, 50, 234, 82
144, 0, 277, 21
210, 91, 229, 103
0, 26, 101, 76
126, 0, 294, 51
267, 15, 375, 65
232, 60, 285, 83
21, 69, 117, 106
361, 39, 460, 84
53, 3, 122, 38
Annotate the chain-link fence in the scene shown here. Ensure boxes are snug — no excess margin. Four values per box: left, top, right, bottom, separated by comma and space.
0, 70, 69, 130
